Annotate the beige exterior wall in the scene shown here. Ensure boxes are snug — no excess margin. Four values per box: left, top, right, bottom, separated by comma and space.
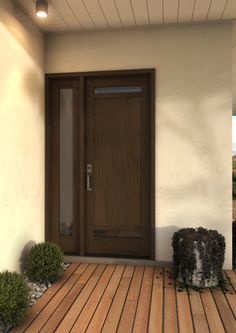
0, 1, 45, 271
46, 23, 232, 268
233, 21, 236, 115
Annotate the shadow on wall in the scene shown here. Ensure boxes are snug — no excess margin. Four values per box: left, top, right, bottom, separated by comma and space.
155, 226, 179, 263
157, 92, 230, 208
0, 0, 43, 68
155, 85, 231, 267
21, 69, 44, 112
155, 222, 230, 266
19, 240, 36, 273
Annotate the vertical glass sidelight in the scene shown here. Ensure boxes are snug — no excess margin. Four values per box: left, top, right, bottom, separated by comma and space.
60, 89, 73, 236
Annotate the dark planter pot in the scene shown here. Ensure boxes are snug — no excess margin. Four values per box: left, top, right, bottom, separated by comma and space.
172, 227, 225, 288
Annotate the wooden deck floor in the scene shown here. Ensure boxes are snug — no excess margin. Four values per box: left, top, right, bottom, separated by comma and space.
11, 263, 236, 333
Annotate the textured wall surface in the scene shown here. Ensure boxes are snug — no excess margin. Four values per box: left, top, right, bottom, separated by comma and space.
46, 23, 232, 268
233, 21, 236, 115
0, 0, 45, 271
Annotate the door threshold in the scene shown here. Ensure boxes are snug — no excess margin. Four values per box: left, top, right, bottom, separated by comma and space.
64, 255, 172, 267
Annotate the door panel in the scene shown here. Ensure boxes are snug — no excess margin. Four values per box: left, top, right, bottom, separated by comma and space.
94, 97, 141, 228
85, 76, 151, 257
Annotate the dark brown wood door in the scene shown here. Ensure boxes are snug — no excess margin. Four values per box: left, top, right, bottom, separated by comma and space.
46, 70, 154, 258
85, 76, 151, 257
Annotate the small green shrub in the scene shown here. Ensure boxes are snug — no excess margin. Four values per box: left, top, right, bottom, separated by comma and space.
25, 242, 63, 284
0, 271, 30, 327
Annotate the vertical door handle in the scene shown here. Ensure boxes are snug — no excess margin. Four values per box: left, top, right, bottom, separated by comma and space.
86, 164, 92, 191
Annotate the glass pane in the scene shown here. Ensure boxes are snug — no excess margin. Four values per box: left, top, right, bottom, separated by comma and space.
60, 89, 73, 236
94, 86, 142, 94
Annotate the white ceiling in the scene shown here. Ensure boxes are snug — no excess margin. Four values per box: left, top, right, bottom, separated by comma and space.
16, 0, 236, 33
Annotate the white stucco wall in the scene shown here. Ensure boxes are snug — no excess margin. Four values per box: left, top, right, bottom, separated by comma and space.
0, 1, 45, 272
46, 23, 232, 268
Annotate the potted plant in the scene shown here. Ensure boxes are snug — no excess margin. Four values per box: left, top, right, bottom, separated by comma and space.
172, 227, 225, 288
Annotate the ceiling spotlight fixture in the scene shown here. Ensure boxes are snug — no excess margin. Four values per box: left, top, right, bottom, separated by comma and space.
36, 0, 48, 18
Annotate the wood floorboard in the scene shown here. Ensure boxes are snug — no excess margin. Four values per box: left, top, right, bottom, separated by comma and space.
132, 266, 153, 333
225, 270, 236, 293
148, 267, 163, 333
117, 266, 144, 333
101, 266, 134, 333
70, 265, 116, 332
223, 272, 236, 318
163, 267, 179, 333
39, 263, 96, 333
12, 264, 236, 333
86, 265, 125, 333
201, 289, 225, 333
11, 263, 80, 333
212, 288, 236, 333
189, 289, 210, 333
55, 264, 107, 333
176, 283, 194, 333
25, 263, 89, 333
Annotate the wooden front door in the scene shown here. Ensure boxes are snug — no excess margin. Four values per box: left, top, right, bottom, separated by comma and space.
85, 76, 151, 257
46, 70, 154, 259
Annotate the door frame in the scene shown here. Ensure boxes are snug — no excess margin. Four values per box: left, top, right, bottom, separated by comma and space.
45, 69, 156, 259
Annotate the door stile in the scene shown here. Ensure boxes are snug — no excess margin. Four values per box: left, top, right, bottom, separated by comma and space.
73, 78, 80, 254
78, 77, 85, 255
85, 79, 95, 255
141, 75, 151, 256
51, 81, 60, 245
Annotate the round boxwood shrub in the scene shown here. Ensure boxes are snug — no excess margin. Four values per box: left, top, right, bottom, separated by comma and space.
172, 227, 225, 288
0, 271, 30, 328
25, 242, 63, 284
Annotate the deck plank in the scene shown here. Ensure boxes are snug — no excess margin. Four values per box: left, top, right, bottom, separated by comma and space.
25, 263, 89, 332
189, 289, 209, 333
11, 264, 236, 333
86, 265, 125, 333
132, 266, 154, 333
201, 289, 225, 333
55, 264, 107, 333
70, 265, 116, 332
148, 267, 163, 333
223, 272, 236, 318
225, 270, 236, 293
39, 264, 97, 333
176, 286, 194, 333
163, 268, 179, 333
101, 266, 134, 333
212, 288, 236, 332
117, 266, 144, 333
11, 263, 79, 333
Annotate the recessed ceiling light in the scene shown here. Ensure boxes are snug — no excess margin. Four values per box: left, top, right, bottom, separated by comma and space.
36, 0, 48, 18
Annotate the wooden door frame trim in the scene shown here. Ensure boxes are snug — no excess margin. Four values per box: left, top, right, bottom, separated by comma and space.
45, 68, 156, 260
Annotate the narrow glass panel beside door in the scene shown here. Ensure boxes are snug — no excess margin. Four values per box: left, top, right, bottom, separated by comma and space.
60, 89, 73, 236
